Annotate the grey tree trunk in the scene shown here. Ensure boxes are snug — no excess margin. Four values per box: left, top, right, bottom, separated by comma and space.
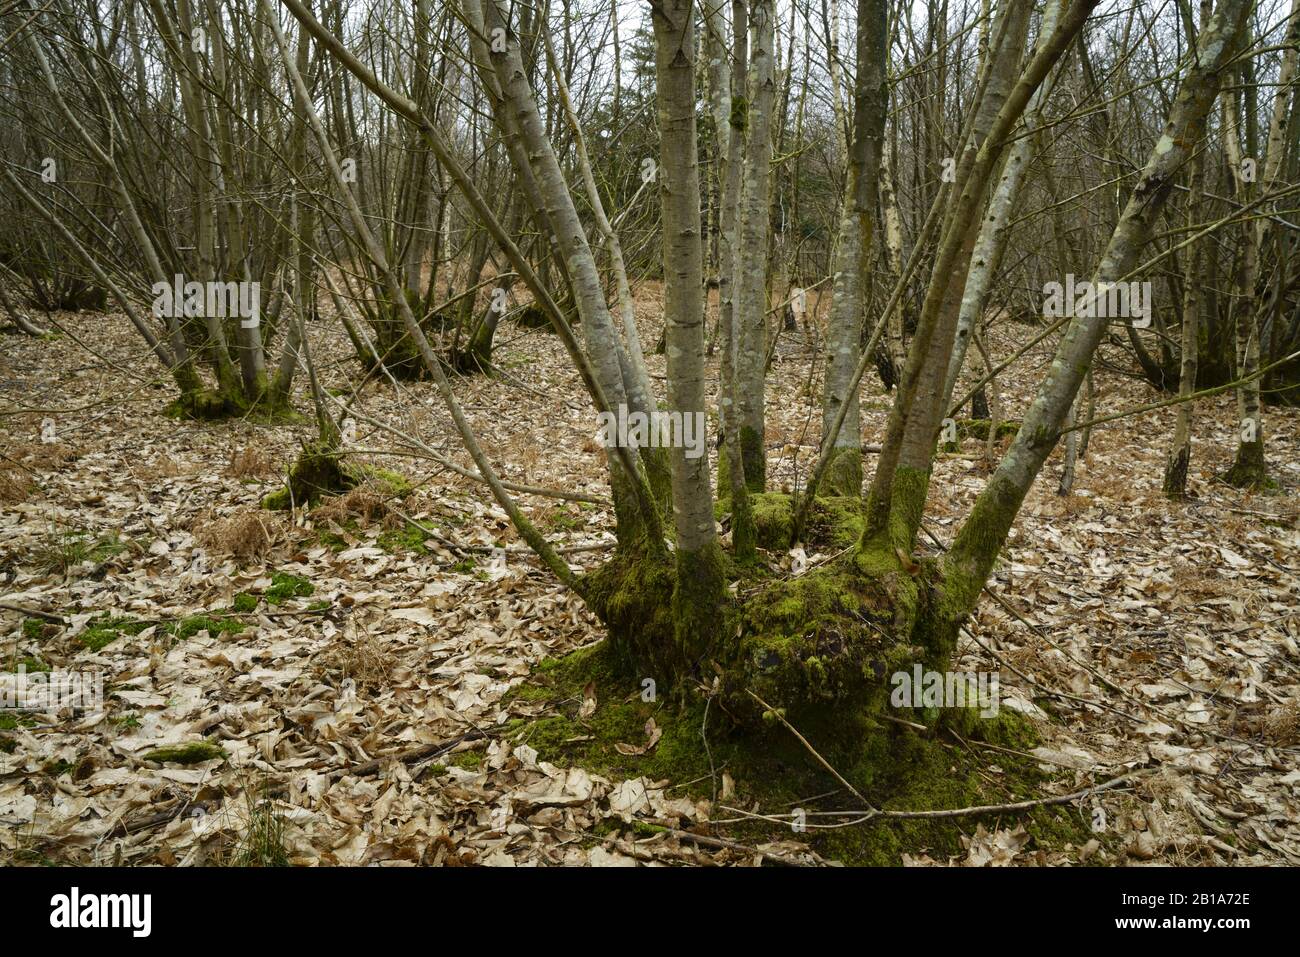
1223, 0, 1298, 487
819, 0, 888, 496
650, 0, 726, 663
732, 0, 776, 491
943, 0, 1252, 620
942, 0, 1065, 415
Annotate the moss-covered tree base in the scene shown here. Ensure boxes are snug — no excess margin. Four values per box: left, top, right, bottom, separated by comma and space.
505, 641, 1097, 865
580, 532, 958, 725
165, 389, 301, 424
823, 446, 864, 497
513, 303, 580, 330
261, 442, 412, 509
1219, 439, 1275, 491
1163, 444, 1190, 499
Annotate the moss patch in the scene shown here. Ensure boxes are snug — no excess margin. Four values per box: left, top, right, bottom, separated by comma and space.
141, 741, 227, 765
377, 521, 435, 555
721, 492, 864, 551
231, 592, 259, 614
164, 614, 245, 641
265, 572, 314, 605
78, 615, 151, 652
506, 643, 1094, 864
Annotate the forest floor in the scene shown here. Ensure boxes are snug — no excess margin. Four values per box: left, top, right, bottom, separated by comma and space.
2, 285, 1298, 866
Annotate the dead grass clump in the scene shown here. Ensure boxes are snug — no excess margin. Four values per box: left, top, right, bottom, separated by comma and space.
227, 447, 274, 478
314, 482, 393, 527
0, 460, 37, 504
318, 631, 394, 695
1235, 703, 1300, 746
1169, 563, 1238, 599
154, 454, 184, 477
0, 441, 79, 502
194, 508, 279, 562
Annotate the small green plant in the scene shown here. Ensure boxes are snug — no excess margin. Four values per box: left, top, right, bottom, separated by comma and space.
376, 521, 432, 555
42, 758, 75, 777
232, 782, 289, 867
112, 711, 141, 731
0, 713, 36, 731
31, 528, 125, 575
448, 749, 483, 770
547, 509, 583, 531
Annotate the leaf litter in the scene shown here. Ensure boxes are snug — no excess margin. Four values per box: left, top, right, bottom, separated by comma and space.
1, 296, 1298, 867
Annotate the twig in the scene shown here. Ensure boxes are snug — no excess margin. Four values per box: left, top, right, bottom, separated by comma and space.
744, 689, 878, 813
0, 602, 64, 624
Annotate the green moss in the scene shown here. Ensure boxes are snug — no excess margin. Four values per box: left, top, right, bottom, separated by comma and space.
956, 419, 1020, 442
1220, 439, 1276, 491
78, 615, 151, 652
165, 614, 245, 641
823, 446, 864, 497
141, 741, 227, 765
165, 392, 303, 424
735, 555, 917, 719
739, 425, 765, 493
939, 705, 1040, 751
43, 758, 75, 777
725, 492, 864, 551
448, 750, 484, 770
263, 440, 350, 510
377, 521, 433, 555
5, 656, 50, 673
231, 592, 259, 614
358, 466, 414, 498
263, 445, 414, 512
513, 303, 552, 329
580, 553, 680, 681
506, 644, 1094, 865
547, 508, 584, 532
729, 93, 748, 133
318, 529, 349, 550
265, 572, 314, 605
22, 618, 48, 642
672, 542, 727, 666
0, 713, 35, 731
260, 487, 292, 510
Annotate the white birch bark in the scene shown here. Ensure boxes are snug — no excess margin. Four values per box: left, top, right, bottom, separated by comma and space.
944, 0, 1252, 616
